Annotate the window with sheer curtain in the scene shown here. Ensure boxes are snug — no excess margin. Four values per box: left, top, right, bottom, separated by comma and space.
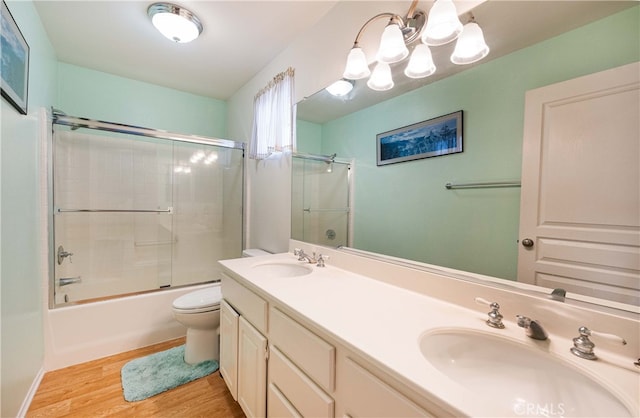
249, 67, 296, 159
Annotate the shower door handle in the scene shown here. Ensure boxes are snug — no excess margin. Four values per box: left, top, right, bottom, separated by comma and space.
59, 276, 82, 286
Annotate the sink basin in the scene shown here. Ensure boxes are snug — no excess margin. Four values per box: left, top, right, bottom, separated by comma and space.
251, 262, 313, 278
419, 330, 631, 417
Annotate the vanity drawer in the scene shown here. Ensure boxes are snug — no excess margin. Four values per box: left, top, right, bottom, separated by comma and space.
221, 273, 267, 334
269, 307, 336, 392
269, 346, 334, 418
342, 357, 431, 417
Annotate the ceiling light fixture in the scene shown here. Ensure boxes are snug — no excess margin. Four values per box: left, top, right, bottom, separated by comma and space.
148, 3, 203, 43
326, 79, 355, 97
342, 0, 489, 91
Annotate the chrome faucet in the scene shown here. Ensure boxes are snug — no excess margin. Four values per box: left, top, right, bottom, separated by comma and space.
516, 315, 548, 340
293, 249, 327, 267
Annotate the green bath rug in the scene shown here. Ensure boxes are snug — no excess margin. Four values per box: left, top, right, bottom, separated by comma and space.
120, 345, 218, 402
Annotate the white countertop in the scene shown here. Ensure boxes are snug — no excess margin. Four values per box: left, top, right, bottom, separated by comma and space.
219, 252, 640, 417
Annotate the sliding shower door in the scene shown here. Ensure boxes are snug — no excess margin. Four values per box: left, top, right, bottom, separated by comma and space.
52, 125, 243, 305
291, 156, 350, 247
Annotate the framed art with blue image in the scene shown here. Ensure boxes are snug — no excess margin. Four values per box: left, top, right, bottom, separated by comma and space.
377, 110, 463, 166
1, 0, 30, 115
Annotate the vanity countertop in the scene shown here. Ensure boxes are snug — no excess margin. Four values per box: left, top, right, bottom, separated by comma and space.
219, 251, 639, 417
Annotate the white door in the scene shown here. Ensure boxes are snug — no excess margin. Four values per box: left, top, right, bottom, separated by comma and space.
518, 62, 640, 306
220, 300, 240, 400
237, 316, 267, 418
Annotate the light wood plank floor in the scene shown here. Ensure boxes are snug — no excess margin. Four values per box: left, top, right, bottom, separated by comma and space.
27, 338, 245, 418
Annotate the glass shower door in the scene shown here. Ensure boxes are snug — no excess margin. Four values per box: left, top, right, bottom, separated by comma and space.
53, 129, 174, 304
291, 156, 350, 247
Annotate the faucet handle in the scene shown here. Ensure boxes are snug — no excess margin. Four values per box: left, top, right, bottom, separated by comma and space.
475, 297, 505, 329
316, 254, 329, 267
570, 326, 627, 360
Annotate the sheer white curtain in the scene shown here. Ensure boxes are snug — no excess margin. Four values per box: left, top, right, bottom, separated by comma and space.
249, 67, 296, 159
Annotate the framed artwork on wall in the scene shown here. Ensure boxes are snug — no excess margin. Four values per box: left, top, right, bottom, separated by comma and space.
377, 110, 463, 166
1, 0, 29, 115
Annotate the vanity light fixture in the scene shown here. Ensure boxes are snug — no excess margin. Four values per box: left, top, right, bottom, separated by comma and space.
148, 2, 203, 43
342, 0, 488, 91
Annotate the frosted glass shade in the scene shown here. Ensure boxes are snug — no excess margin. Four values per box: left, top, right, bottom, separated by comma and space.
422, 0, 463, 46
367, 62, 394, 91
151, 11, 201, 43
404, 44, 436, 79
376, 24, 409, 64
343, 47, 371, 80
451, 22, 490, 65
325, 79, 354, 97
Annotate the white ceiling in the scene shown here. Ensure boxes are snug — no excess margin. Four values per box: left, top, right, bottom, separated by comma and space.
34, 1, 339, 100
34, 1, 635, 106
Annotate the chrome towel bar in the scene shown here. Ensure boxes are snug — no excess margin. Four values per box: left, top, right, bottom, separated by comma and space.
445, 181, 521, 190
56, 207, 173, 214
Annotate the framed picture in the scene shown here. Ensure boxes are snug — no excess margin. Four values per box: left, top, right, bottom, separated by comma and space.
1, 0, 29, 115
377, 110, 463, 166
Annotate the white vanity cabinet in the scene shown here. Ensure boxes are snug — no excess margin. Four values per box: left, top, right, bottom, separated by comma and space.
268, 307, 336, 417
220, 273, 268, 418
220, 269, 439, 417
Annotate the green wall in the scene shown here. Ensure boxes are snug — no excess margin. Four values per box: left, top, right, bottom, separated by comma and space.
57, 63, 228, 138
1, 1, 58, 416
301, 6, 639, 280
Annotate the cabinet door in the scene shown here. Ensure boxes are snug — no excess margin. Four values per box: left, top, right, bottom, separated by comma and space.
220, 300, 239, 400
238, 316, 267, 418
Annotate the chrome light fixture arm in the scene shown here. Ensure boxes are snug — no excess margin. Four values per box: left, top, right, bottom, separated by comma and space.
349, 8, 426, 49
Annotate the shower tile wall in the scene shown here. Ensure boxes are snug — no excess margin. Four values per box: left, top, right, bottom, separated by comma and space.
53, 130, 242, 304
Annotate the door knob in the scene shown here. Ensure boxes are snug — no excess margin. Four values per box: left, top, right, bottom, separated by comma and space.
521, 238, 534, 248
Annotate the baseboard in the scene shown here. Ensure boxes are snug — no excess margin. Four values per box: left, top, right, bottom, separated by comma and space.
17, 366, 45, 417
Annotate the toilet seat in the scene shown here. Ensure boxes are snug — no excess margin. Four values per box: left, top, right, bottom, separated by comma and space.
172, 286, 222, 313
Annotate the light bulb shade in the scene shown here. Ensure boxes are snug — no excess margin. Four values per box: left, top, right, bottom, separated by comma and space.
343, 47, 371, 80
325, 79, 354, 97
451, 22, 490, 65
422, 0, 463, 46
367, 62, 394, 91
376, 24, 409, 64
148, 3, 203, 43
404, 44, 436, 79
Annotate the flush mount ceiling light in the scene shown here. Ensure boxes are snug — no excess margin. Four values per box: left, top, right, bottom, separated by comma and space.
325, 79, 355, 97
342, 0, 489, 92
148, 2, 203, 43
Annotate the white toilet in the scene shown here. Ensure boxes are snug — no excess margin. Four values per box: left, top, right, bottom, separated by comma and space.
172, 285, 222, 364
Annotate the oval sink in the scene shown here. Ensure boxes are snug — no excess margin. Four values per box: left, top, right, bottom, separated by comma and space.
419, 330, 631, 417
251, 262, 313, 278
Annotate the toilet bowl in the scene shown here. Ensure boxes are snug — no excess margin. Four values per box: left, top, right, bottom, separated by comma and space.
172, 285, 222, 364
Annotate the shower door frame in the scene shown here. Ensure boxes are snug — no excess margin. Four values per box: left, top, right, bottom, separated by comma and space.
48, 108, 245, 308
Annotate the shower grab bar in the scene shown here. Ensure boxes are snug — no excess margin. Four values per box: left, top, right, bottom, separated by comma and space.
445, 180, 521, 190
56, 207, 173, 214
52, 108, 245, 150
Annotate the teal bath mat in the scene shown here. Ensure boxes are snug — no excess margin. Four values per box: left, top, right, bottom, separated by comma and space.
121, 345, 219, 402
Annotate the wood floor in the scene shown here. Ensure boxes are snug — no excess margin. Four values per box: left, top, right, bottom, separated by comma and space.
27, 338, 245, 418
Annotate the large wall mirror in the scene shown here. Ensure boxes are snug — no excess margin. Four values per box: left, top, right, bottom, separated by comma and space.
295, 1, 639, 312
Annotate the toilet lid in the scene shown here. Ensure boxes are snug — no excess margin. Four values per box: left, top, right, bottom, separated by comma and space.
172, 286, 222, 310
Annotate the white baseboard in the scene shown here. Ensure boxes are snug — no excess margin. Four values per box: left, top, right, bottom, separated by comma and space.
17, 366, 45, 418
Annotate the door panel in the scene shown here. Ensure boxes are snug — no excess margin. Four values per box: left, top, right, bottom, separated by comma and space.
518, 62, 640, 305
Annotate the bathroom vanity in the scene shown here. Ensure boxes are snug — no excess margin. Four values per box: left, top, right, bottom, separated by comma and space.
218, 241, 639, 417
